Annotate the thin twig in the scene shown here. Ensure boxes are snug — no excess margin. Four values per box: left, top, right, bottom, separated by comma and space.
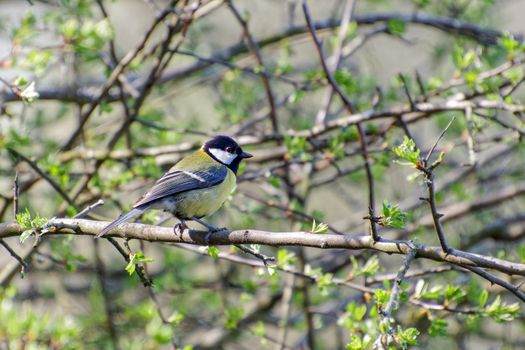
419, 116, 457, 252
13, 172, 19, 219
298, 248, 316, 350
398, 73, 415, 110
75, 199, 105, 218
374, 246, 417, 349
277, 274, 295, 350
302, 0, 379, 241
424, 116, 456, 163
464, 105, 477, 166
315, 0, 355, 125
7, 148, 76, 207
93, 239, 121, 350
0, 239, 28, 269
463, 265, 525, 302
234, 244, 275, 265
228, 0, 279, 133
61, 4, 175, 150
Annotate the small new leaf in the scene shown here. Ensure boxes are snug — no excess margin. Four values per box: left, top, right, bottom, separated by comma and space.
444, 284, 466, 302
350, 255, 380, 278
397, 326, 420, 347
311, 219, 329, 234
374, 288, 390, 305
125, 252, 153, 276
392, 136, 421, 166
485, 295, 520, 323
19, 81, 39, 103
478, 290, 489, 307
16, 208, 48, 243
277, 248, 296, 268
381, 200, 408, 229
225, 307, 244, 329
125, 255, 136, 275
207, 246, 220, 258
387, 18, 406, 35
16, 209, 32, 230
428, 318, 448, 337
19, 230, 33, 244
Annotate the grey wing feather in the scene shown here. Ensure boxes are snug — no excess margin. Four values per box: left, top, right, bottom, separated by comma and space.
95, 207, 144, 238
133, 166, 228, 208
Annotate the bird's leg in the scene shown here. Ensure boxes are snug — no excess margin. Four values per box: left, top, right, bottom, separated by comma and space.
173, 219, 188, 240
190, 217, 227, 233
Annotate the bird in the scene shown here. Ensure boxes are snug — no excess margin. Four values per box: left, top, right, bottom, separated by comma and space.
95, 135, 252, 238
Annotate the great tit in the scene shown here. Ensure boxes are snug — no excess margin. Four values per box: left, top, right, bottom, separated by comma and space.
95, 135, 252, 238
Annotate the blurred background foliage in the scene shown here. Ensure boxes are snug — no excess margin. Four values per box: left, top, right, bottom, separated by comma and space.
1, 0, 525, 349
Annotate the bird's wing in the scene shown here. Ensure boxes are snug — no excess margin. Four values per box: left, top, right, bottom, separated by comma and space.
133, 166, 228, 208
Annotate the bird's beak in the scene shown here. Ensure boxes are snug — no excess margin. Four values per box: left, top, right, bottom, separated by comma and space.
240, 151, 253, 159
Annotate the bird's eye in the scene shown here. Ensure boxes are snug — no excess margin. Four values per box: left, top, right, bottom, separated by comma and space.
226, 146, 234, 153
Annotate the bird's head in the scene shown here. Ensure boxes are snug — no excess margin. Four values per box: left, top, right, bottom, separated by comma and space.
202, 135, 253, 173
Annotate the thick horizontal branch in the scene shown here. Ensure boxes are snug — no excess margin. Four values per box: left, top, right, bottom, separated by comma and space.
2, 219, 525, 278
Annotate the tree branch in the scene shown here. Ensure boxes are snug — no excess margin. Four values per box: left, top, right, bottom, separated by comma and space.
3, 219, 525, 280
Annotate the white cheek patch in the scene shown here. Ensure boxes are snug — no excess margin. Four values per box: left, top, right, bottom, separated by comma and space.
209, 148, 237, 165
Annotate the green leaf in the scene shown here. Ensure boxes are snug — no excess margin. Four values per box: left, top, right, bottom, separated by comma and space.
14, 76, 27, 87
374, 288, 390, 305
16, 208, 32, 229
268, 176, 281, 188
252, 320, 265, 337
334, 68, 356, 95
444, 284, 466, 302
284, 135, 308, 159
411, 0, 430, 8
19, 230, 33, 244
485, 295, 520, 323
346, 302, 367, 321
207, 246, 220, 258
381, 200, 408, 229
363, 255, 381, 277
311, 219, 329, 234
345, 335, 364, 350
125, 255, 136, 276
19, 81, 39, 103
420, 284, 443, 300
125, 252, 153, 275
392, 136, 420, 166
351, 255, 380, 278
134, 253, 153, 264
16, 209, 48, 243
397, 326, 419, 346
499, 33, 524, 59
288, 90, 305, 104
478, 289, 489, 307
316, 272, 334, 296
387, 18, 406, 35
428, 318, 447, 336
225, 306, 244, 329
168, 310, 185, 325
277, 248, 296, 268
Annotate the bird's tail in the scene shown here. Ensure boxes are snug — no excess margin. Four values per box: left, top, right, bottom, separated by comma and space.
95, 207, 145, 238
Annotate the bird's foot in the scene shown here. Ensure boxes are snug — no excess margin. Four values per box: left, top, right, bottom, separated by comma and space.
190, 217, 228, 233
173, 220, 188, 240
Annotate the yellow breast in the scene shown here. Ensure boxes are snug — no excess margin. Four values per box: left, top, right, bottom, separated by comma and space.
172, 165, 236, 219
